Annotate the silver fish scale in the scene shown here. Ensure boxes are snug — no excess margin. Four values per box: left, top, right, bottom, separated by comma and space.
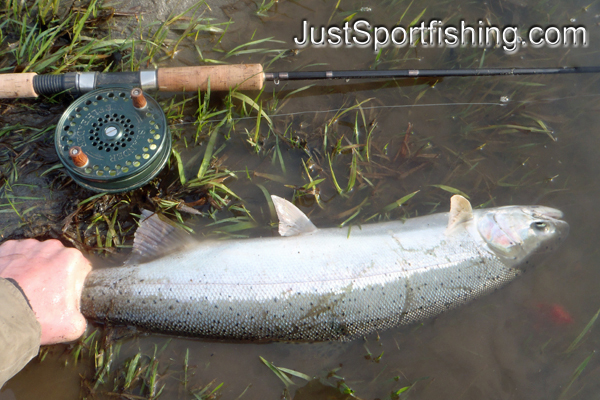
82, 212, 520, 341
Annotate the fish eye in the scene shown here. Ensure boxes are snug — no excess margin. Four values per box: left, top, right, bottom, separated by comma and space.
532, 221, 547, 231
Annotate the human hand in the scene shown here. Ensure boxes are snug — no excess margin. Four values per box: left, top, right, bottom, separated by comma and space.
0, 239, 92, 345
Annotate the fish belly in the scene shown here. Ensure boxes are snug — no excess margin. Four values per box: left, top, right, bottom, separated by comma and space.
81, 217, 517, 341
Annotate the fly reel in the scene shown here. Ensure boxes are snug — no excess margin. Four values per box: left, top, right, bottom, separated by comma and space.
55, 87, 171, 193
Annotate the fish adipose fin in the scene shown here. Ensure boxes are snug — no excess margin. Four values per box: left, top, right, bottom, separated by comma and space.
127, 209, 193, 264
271, 195, 318, 237
445, 195, 473, 235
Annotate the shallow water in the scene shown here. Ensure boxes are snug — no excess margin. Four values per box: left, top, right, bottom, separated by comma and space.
2, 0, 600, 399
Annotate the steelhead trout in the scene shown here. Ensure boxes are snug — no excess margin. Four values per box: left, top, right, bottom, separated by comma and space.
81, 195, 568, 341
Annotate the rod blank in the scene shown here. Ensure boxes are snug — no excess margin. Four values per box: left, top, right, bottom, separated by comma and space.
264, 66, 600, 82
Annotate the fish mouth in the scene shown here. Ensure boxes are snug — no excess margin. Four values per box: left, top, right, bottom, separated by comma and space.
553, 219, 570, 241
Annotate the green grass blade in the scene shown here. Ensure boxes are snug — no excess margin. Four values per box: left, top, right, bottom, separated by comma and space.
277, 367, 311, 381
327, 153, 343, 194
256, 184, 277, 223
382, 190, 420, 213
259, 356, 295, 387
231, 92, 273, 127
566, 306, 600, 353
345, 151, 357, 192
197, 128, 219, 180
430, 185, 470, 199
559, 352, 594, 399
172, 148, 187, 185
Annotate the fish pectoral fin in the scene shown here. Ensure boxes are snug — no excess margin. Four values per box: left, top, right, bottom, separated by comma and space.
445, 195, 473, 235
271, 195, 318, 237
127, 209, 194, 265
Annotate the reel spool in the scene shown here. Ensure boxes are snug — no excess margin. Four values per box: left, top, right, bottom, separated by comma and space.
55, 87, 171, 193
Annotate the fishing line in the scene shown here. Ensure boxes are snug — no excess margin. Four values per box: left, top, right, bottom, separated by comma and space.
171, 92, 600, 127
172, 102, 505, 126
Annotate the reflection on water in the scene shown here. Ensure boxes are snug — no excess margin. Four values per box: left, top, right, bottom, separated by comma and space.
3, 0, 600, 398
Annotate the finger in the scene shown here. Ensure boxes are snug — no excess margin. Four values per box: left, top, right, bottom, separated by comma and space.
39, 310, 88, 345
0, 239, 41, 256
0, 239, 67, 263
0, 239, 42, 275
59, 247, 92, 311
31, 239, 67, 259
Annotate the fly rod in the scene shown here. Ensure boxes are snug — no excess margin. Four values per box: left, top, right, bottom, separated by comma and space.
2, 64, 600, 99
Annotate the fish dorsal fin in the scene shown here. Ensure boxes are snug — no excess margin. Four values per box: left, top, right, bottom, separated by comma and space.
127, 209, 192, 265
271, 195, 318, 237
445, 195, 473, 235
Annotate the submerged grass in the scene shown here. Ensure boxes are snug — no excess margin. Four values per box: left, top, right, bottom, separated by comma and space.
260, 356, 311, 387
565, 306, 600, 354
558, 352, 595, 400
70, 328, 180, 399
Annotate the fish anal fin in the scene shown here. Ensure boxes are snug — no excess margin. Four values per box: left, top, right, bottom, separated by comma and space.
127, 209, 193, 265
271, 195, 318, 237
445, 195, 473, 235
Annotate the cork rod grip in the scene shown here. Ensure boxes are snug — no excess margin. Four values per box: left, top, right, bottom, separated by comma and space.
157, 64, 264, 92
0, 73, 38, 98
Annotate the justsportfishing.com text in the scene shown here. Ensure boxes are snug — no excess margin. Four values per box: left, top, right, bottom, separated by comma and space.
293, 20, 588, 53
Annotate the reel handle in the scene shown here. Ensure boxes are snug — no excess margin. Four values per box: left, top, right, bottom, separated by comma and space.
157, 64, 264, 92
0, 73, 38, 98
